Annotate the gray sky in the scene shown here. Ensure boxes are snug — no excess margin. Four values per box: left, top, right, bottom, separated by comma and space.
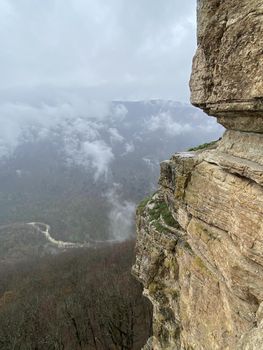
0, 0, 197, 102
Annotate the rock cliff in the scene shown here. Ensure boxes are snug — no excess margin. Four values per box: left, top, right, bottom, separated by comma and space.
132, 1, 263, 349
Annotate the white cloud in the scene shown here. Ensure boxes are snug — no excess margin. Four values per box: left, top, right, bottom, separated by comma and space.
124, 142, 135, 154
0, 99, 124, 179
147, 111, 192, 136
63, 139, 114, 181
108, 128, 124, 144
110, 104, 128, 121
106, 184, 136, 240
142, 157, 158, 171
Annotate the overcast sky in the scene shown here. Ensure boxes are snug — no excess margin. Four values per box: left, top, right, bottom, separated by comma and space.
0, 0, 197, 102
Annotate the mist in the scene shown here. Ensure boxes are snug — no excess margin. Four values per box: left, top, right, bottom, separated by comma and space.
0, 98, 223, 181
106, 184, 136, 241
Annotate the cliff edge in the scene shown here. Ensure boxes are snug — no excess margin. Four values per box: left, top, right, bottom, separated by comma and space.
133, 1, 263, 349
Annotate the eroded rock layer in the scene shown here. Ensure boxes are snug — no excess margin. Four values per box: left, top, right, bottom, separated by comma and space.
190, 0, 263, 132
133, 0, 263, 349
133, 133, 263, 350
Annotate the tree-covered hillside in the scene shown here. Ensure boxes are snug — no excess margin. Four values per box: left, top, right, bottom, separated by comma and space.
0, 241, 152, 350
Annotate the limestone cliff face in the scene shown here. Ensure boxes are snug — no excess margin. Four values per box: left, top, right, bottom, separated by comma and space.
191, 0, 263, 132
133, 1, 263, 349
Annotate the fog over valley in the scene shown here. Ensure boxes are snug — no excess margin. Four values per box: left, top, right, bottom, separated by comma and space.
0, 99, 223, 248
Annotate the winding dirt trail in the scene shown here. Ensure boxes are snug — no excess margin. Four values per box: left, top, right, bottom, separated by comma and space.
27, 222, 120, 249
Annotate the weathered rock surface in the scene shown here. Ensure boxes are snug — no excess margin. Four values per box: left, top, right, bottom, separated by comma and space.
133, 0, 263, 349
190, 0, 263, 132
133, 140, 263, 349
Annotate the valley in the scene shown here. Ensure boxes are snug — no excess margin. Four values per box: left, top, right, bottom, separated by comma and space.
0, 100, 223, 251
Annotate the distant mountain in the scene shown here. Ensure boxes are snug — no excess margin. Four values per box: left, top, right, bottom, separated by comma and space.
0, 100, 224, 245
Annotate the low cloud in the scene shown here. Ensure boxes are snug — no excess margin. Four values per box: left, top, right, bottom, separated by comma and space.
0, 98, 224, 181
108, 128, 124, 144
122, 142, 135, 155
0, 99, 127, 180
146, 110, 223, 137
142, 157, 158, 171
82, 140, 114, 180
106, 184, 136, 241
147, 111, 192, 135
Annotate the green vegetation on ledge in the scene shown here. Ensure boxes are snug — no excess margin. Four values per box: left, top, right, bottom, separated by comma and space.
188, 139, 220, 152
137, 196, 152, 215
149, 199, 179, 229
137, 192, 180, 233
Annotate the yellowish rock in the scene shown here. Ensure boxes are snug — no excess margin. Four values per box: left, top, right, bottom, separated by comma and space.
133, 0, 263, 349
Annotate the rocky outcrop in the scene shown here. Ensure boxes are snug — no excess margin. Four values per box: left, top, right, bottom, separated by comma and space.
133, 1, 263, 349
191, 0, 263, 132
